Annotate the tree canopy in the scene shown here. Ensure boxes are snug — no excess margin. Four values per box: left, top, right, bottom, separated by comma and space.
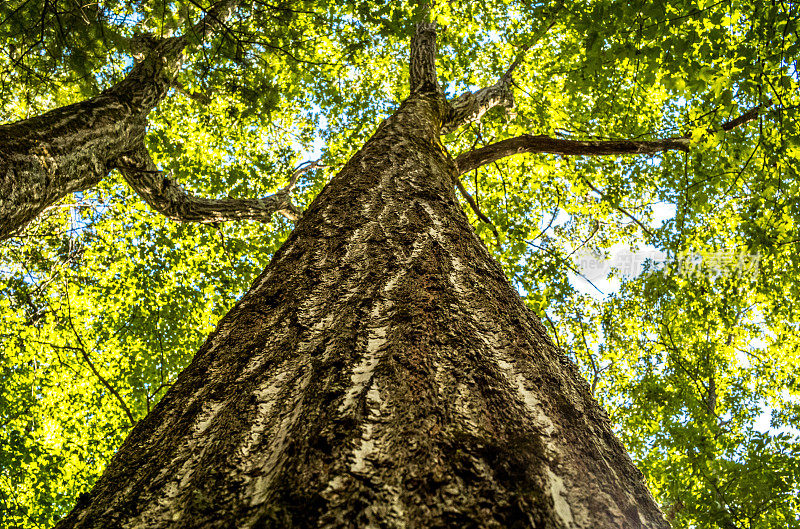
0, 0, 798, 527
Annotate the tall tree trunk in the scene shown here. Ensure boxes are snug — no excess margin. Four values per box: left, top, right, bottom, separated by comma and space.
55, 93, 668, 529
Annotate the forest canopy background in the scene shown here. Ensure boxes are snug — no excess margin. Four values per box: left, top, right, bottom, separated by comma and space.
0, 0, 799, 528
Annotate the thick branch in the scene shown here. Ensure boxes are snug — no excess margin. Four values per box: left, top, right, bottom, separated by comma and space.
184, 0, 240, 43
454, 101, 770, 174
113, 0, 241, 111
720, 100, 771, 130
0, 1, 243, 241
115, 147, 302, 223
146, 0, 241, 59
409, 22, 440, 94
455, 135, 691, 174
442, 80, 514, 135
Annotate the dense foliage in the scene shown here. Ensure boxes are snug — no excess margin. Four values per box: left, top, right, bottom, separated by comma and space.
1, 0, 798, 527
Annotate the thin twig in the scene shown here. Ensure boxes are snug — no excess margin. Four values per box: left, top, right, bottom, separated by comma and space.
518, 236, 607, 296
502, 1, 564, 81
580, 178, 655, 238
455, 177, 499, 238
172, 81, 212, 104
542, 309, 563, 351
577, 313, 601, 395
64, 284, 136, 427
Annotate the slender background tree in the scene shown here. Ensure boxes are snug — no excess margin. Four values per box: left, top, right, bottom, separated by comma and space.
0, 0, 798, 527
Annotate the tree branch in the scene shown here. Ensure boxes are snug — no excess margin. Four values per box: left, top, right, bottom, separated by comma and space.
455, 178, 499, 238
156, 0, 241, 61
455, 135, 691, 174
454, 101, 770, 174
580, 177, 654, 238
64, 286, 136, 428
501, 1, 563, 82
442, 80, 514, 135
720, 100, 770, 131
115, 146, 303, 223
106, 0, 241, 112
441, 2, 562, 135
173, 81, 213, 105
284, 158, 324, 193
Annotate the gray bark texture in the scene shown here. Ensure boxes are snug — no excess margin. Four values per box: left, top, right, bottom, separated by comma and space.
0, 90, 149, 240
54, 88, 669, 528
0, 16, 187, 240
0, 0, 297, 241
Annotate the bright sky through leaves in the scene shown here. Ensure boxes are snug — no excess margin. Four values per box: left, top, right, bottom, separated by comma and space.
1, 0, 799, 527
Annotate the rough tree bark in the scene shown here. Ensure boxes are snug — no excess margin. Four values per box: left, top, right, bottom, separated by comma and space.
54, 22, 670, 529
0, 0, 302, 241
0, 1, 762, 242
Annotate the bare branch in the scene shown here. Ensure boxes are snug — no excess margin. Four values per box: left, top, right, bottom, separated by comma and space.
541, 308, 563, 352
115, 146, 303, 223
453, 101, 769, 174
455, 135, 691, 174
